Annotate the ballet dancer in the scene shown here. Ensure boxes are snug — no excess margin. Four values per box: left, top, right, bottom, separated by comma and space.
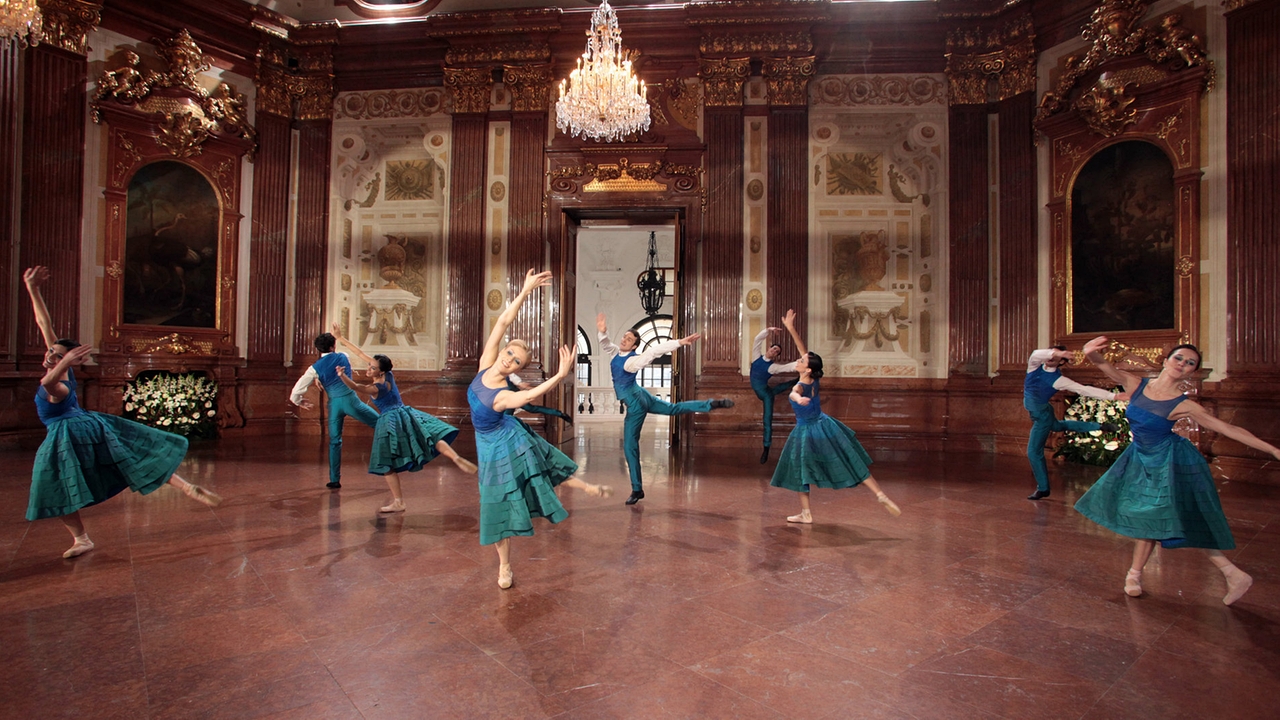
507, 373, 574, 429
23, 266, 221, 559
471, 270, 611, 588
331, 325, 477, 513
750, 310, 801, 464
289, 329, 379, 488
1024, 345, 1121, 500
1075, 337, 1280, 605
770, 310, 900, 523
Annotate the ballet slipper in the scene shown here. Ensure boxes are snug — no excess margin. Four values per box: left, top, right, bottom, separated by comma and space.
1124, 569, 1143, 597
379, 499, 406, 514
787, 509, 812, 524
1223, 567, 1253, 606
183, 483, 223, 507
877, 493, 901, 517
498, 563, 514, 589
586, 483, 613, 499
63, 535, 94, 559
452, 456, 478, 474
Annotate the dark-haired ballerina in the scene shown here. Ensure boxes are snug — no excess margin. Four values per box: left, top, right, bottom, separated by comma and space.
506, 372, 574, 430
289, 329, 379, 489
751, 310, 801, 464
770, 311, 900, 523
331, 325, 477, 513
22, 266, 221, 559
597, 312, 734, 505
1075, 337, 1280, 605
472, 270, 611, 588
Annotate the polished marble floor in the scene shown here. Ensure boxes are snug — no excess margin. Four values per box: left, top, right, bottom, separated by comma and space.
3, 421, 1280, 719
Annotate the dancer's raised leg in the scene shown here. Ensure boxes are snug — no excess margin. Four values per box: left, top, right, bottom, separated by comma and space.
434, 439, 477, 474
1207, 549, 1252, 605
167, 473, 222, 507
561, 476, 613, 498
861, 475, 900, 516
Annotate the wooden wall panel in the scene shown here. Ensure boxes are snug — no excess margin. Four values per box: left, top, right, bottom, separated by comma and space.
766, 107, 809, 358
947, 104, 990, 376
444, 114, 487, 372
247, 113, 292, 364
292, 120, 332, 365
0, 43, 20, 363
997, 92, 1037, 370
702, 106, 745, 371
19, 46, 86, 360
507, 113, 547, 369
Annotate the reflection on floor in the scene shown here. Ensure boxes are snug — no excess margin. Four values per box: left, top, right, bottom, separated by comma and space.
3, 422, 1280, 719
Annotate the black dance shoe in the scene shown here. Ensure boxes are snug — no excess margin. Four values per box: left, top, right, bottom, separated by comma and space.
1100, 422, 1120, 433
1027, 489, 1050, 500
625, 490, 645, 505
760, 446, 770, 464
326, 481, 342, 489
710, 398, 735, 409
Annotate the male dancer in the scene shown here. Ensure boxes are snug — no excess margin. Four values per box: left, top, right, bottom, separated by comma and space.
598, 313, 733, 505
290, 332, 380, 488
508, 373, 574, 429
751, 311, 800, 464
1024, 345, 1120, 500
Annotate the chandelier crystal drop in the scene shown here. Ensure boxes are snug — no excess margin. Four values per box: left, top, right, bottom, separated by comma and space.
0, 0, 41, 48
555, 0, 650, 143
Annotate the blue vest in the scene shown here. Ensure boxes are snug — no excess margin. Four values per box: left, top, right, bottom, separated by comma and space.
750, 356, 773, 390
611, 353, 638, 394
312, 353, 354, 396
1023, 366, 1061, 408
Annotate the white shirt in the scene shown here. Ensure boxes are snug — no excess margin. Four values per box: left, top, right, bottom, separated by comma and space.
1026, 349, 1116, 401
289, 351, 348, 405
599, 331, 682, 373
752, 329, 798, 375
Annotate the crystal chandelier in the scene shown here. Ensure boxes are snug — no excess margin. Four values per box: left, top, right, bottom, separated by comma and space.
555, 0, 650, 143
0, 0, 41, 48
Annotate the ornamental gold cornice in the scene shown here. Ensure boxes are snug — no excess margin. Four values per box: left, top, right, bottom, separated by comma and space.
700, 31, 812, 57
448, 42, 549, 67
255, 62, 293, 117
698, 57, 750, 108
685, 0, 830, 27
763, 55, 816, 107
502, 64, 552, 112
35, 0, 101, 55
334, 89, 448, 120
548, 157, 702, 193
945, 15, 1036, 105
428, 8, 561, 37
1036, 0, 1213, 123
129, 333, 212, 355
444, 66, 492, 114
253, 41, 334, 121
812, 75, 946, 106
295, 74, 335, 121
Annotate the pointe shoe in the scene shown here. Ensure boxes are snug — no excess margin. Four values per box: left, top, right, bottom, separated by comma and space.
587, 484, 614, 499
787, 509, 813, 524
877, 493, 902, 517
1124, 569, 1143, 597
498, 563, 514, 589
379, 499, 406, 513
62, 536, 94, 559
183, 483, 223, 507
453, 456, 478, 474
1223, 567, 1253, 606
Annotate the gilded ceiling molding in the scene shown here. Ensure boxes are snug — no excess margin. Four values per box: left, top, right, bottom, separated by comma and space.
447, 42, 549, 67
35, 0, 101, 55
427, 8, 561, 38
698, 57, 750, 108
937, 0, 1029, 20
944, 14, 1036, 105
685, 0, 830, 27
502, 64, 552, 113
763, 56, 816, 107
1036, 0, 1213, 124
812, 75, 946, 106
334, 89, 448, 120
92, 30, 256, 158
444, 66, 493, 114
699, 31, 811, 57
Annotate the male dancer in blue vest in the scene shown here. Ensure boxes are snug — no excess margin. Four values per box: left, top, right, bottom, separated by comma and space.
1024, 345, 1120, 500
290, 332, 380, 488
598, 313, 733, 505
507, 374, 574, 429
751, 310, 800, 464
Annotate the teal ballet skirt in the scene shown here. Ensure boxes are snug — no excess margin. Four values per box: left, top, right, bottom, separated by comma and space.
1074, 378, 1234, 550
469, 370, 576, 545
367, 373, 460, 475
770, 379, 873, 492
27, 370, 188, 521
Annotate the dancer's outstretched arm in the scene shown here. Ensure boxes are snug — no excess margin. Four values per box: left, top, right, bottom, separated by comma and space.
23, 267, 58, 349
1082, 336, 1142, 397
782, 308, 806, 356
332, 322, 375, 366
493, 345, 573, 412
40, 344, 92, 401
481, 269, 551, 369
1172, 402, 1280, 460
335, 365, 378, 399
623, 334, 693, 373
596, 313, 620, 357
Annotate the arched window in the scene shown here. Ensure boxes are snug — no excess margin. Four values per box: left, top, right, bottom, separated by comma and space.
631, 315, 674, 389
575, 325, 592, 386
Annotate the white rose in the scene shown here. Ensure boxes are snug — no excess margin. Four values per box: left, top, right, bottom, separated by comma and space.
1104, 441, 1119, 451
1089, 430, 1102, 437
125, 403, 135, 412
207, 410, 216, 417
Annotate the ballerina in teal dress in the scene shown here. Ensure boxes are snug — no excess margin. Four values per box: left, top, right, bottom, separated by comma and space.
22, 266, 221, 559
769, 311, 900, 524
1074, 336, 1280, 605
330, 327, 477, 513
472, 270, 611, 589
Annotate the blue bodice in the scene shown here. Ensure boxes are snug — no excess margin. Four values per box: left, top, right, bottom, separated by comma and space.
313, 353, 355, 396
611, 353, 638, 395
790, 379, 822, 425
468, 369, 508, 433
1126, 378, 1188, 451
35, 368, 88, 426
372, 372, 403, 414
1023, 366, 1060, 407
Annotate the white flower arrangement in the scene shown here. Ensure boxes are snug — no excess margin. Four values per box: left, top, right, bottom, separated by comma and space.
1055, 391, 1131, 466
122, 373, 218, 437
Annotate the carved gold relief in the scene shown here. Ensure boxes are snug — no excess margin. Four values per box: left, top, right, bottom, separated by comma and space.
129, 333, 213, 355
157, 109, 210, 158
1072, 77, 1138, 137
1154, 109, 1182, 140
549, 157, 702, 194
254, 40, 336, 121
35, 0, 101, 55
447, 41, 549, 67
812, 76, 946, 107
502, 64, 552, 112
106, 260, 122, 279
1176, 255, 1195, 277
486, 290, 503, 311
762, 56, 815, 107
385, 160, 435, 201
444, 66, 493, 114
945, 15, 1036, 105
661, 78, 702, 130
746, 289, 763, 311
698, 57, 750, 108
334, 89, 447, 120
700, 31, 811, 57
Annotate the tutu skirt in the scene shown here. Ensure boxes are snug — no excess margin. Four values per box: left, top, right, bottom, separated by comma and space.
1074, 435, 1234, 550
476, 415, 577, 545
770, 414, 873, 492
27, 412, 188, 521
368, 406, 459, 475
